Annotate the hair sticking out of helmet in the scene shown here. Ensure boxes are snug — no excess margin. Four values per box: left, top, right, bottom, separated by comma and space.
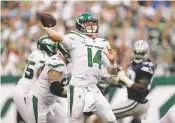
132, 40, 149, 63
76, 12, 99, 35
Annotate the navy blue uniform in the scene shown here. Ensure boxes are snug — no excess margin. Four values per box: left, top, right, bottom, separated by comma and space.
127, 59, 155, 102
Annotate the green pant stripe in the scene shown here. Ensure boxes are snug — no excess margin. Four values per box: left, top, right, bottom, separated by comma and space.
32, 95, 38, 123
70, 85, 74, 116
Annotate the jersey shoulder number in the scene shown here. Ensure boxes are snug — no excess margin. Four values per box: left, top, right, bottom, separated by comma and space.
141, 61, 155, 75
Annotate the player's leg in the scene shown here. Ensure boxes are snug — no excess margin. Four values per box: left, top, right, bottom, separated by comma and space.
67, 85, 85, 123
26, 95, 48, 123
12, 86, 28, 122
26, 94, 36, 123
112, 99, 139, 119
57, 97, 68, 115
47, 102, 69, 123
95, 88, 117, 123
132, 101, 150, 123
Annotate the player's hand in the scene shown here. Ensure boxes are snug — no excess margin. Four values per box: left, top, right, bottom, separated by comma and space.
116, 70, 126, 81
104, 46, 117, 65
107, 75, 119, 85
42, 26, 55, 31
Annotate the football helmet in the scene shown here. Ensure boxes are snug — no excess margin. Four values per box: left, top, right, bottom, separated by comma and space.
37, 36, 58, 56
132, 40, 149, 63
76, 12, 99, 34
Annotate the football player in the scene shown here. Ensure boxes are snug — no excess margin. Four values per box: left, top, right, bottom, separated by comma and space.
109, 40, 155, 123
26, 46, 70, 123
43, 12, 118, 123
12, 36, 58, 122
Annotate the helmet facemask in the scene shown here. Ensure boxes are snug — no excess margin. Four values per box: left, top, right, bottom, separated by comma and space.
132, 51, 148, 63
76, 12, 99, 35
82, 21, 98, 35
132, 40, 149, 63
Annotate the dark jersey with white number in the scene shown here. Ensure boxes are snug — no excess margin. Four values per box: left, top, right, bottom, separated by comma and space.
127, 59, 155, 102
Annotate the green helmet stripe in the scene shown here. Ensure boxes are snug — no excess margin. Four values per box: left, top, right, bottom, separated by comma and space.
48, 63, 65, 68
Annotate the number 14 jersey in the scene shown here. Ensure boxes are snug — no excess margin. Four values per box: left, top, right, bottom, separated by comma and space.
62, 31, 111, 86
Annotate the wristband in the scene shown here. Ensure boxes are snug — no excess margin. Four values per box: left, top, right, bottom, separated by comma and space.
118, 74, 134, 88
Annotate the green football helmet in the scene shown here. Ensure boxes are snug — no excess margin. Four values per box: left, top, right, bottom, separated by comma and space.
37, 36, 58, 56
76, 12, 99, 34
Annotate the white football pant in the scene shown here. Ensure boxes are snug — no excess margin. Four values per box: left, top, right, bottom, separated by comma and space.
26, 94, 69, 123
67, 84, 117, 123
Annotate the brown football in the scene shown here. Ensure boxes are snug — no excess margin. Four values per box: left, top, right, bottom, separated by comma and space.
39, 12, 57, 27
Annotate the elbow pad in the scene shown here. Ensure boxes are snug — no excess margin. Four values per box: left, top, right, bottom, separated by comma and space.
50, 81, 64, 97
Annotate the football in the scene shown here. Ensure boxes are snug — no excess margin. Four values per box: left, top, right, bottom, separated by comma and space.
39, 12, 57, 27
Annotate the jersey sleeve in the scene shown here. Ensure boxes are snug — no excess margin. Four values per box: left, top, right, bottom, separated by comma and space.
62, 33, 76, 51
46, 55, 66, 72
140, 62, 155, 82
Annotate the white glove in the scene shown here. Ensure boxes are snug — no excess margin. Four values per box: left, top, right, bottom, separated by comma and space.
117, 70, 134, 88
107, 75, 119, 85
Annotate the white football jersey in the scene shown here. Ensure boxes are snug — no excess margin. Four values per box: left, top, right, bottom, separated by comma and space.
62, 31, 111, 86
32, 55, 66, 105
17, 49, 48, 95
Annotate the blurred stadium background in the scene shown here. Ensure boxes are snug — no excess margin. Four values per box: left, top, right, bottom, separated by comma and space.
1, 1, 175, 123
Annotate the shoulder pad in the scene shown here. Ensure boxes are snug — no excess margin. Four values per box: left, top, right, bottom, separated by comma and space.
47, 55, 65, 68
28, 50, 46, 62
66, 31, 86, 39
141, 61, 155, 74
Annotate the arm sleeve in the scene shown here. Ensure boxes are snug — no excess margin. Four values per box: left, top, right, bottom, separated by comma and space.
139, 71, 153, 83
61, 35, 73, 51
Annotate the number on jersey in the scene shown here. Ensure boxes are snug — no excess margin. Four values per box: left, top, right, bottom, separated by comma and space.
87, 48, 102, 69
24, 61, 35, 79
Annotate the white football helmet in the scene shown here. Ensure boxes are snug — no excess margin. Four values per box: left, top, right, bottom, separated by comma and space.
132, 40, 149, 63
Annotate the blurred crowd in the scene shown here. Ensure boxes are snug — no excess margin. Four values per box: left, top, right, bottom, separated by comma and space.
1, 1, 175, 76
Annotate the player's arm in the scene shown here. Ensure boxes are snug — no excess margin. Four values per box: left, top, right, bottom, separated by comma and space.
130, 78, 150, 92
43, 27, 64, 42
43, 27, 73, 50
103, 46, 118, 75
48, 69, 67, 97
37, 65, 45, 77
111, 70, 151, 92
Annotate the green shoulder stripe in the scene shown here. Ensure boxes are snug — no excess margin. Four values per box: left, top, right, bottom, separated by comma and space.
67, 31, 85, 39
48, 63, 64, 68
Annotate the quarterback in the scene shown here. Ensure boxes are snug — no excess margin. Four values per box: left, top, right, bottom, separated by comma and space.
43, 12, 118, 123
